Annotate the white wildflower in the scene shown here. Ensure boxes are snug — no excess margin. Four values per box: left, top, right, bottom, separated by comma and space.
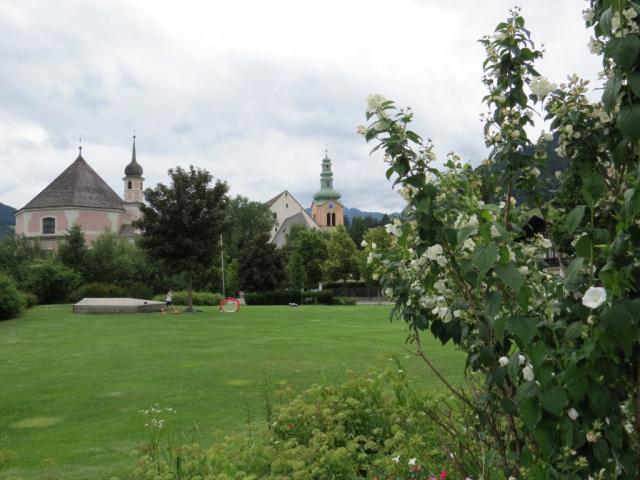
372, 273, 379, 281
518, 354, 526, 366
408, 458, 417, 466
490, 225, 501, 238
462, 238, 475, 252
367, 93, 388, 113
361, 239, 368, 247
530, 76, 557, 98
499, 356, 509, 367
392, 455, 400, 463
582, 286, 606, 309
522, 365, 535, 381
384, 288, 394, 298
356, 125, 368, 136
568, 408, 579, 421
426, 244, 444, 260
518, 266, 529, 275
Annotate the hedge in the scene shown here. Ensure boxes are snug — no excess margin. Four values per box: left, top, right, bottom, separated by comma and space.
244, 290, 334, 305
153, 291, 224, 306
0, 273, 25, 320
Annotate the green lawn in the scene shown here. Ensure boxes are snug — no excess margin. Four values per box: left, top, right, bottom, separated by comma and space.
0, 304, 465, 479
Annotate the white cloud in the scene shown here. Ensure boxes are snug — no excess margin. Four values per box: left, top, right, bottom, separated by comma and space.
0, 0, 601, 212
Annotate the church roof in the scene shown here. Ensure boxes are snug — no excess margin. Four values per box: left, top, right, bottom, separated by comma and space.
20, 151, 124, 211
312, 151, 342, 205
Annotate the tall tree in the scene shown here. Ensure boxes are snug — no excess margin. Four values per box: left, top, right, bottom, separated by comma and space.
223, 195, 276, 258
322, 225, 359, 290
286, 227, 328, 289
134, 166, 230, 311
237, 233, 286, 292
57, 223, 87, 275
286, 253, 307, 291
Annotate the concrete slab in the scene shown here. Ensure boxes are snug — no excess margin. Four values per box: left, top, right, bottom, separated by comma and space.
73, 298, 164, 314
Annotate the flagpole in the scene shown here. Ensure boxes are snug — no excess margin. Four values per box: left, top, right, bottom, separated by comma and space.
220, 234, 226, 298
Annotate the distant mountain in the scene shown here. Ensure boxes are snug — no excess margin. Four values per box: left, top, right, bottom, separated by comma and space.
305, 207, 396, 223
0, 202, 16, 238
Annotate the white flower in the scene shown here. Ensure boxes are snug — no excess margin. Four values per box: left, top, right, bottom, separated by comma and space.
462, 238, 475, 252
434, 279, 447, 293
372, 273, 379, 281
522, 365, 535, 381
426, 244, 444, 260
530, 76, 557, 98
588, 38, 603, 55
495, 94, 506, 104
499, 356, 509, 367
624, 7, 638, 20
624, 423, 634, 434
360, 239, 368, 247
582, 8, 594, 22
530, 167, 540, 178
518, 266, 529, 275
408, 458, 417, 466
384, 288, 394, 298
518, 354, 526, 366
543, 132, 553, 142
540, 238, 553, 249
582, 286, 606, 309
568, 408, 579, 421
392, 455, 400, 463
436, 256, 447, 267
371, 242, 377, 250
490, 225, 501, 238
356, 125, 368, 136
367, 93, 388, 113
468, 214, 479, 228
611, 12, 621, 33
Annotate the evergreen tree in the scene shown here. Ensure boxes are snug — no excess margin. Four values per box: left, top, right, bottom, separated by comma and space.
57, 223, 87, 276
286, 228, 328, 289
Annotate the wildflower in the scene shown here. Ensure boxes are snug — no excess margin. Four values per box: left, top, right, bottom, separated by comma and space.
360, 239, 368, 247
408, 458, 417, 465
530, 76, 557, 98
356, 125, 368, 136
371, 242, 377, 250
582, 286, 606, 309
586, 431, 600, 443
367, 93, 388, 113
490, 225, 501, 238
462, 238, 475, 252
523, 365, 535, 381
426, 244, 444, 260
568, 408, 579, 420
392, 455, 400, 463
498, 356, 509, 367
518, 266, 529, 275
518, 354, 526, 365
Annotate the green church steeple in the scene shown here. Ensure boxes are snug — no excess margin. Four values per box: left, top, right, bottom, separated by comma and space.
312, 151, 342, 205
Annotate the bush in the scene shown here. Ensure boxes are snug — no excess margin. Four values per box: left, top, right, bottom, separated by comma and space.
24, 258, 80, 304
0, 274, 25, 320
152, 291, 224, 306
133, 363, 453, 480
128, 282, 154, 301
69, 283, 127, 302
19, 291, 39, 308
332, 296, 356, 305
244, 290, 334, 305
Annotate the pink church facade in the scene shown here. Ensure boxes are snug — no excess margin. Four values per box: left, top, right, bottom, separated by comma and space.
14, 139, 144, 250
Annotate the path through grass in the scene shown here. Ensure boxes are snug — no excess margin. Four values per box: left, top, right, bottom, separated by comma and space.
0, 305, 465, 479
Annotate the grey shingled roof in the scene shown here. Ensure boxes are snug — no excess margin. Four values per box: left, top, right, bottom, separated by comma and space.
21, 154, 124, 211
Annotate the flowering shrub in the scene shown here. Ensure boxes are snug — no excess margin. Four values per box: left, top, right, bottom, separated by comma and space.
133, 363, 459, 480
361, 5, 640, 479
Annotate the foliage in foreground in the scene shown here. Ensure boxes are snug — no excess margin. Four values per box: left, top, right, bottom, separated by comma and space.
362, 4, 640, 479
0, 273, 25, 320
133, 364, 460, 480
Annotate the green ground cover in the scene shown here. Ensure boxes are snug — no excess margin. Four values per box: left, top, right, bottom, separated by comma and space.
0, 305, 465, 479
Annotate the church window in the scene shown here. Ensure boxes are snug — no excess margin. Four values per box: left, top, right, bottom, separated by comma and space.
128, 181, 132, 189
326, 212, 331, 226
331, 213, 336, 226
286, 203, 288, 208
42, 217, 55, 235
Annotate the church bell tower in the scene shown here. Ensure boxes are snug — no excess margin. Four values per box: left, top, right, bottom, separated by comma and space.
123, 135, 144, 223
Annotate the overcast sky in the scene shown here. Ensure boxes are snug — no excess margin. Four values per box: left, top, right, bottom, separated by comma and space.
0, 0, 601, 212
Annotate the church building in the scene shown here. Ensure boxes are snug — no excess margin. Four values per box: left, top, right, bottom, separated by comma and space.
14, 138, 144, 250
266, 150, 344, 247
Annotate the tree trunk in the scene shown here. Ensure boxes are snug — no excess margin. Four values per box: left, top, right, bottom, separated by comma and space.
187, 273, 193, 312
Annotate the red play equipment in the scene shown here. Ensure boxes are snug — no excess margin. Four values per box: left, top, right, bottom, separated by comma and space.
219, 297, 241, 313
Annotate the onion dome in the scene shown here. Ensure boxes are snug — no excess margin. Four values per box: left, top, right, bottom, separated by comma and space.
312, 151, 342, 204
124, 135, 143, 176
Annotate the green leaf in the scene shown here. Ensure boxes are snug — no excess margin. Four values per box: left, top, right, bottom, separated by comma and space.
617, 104, 640, 142
507, 317, 538, 347
566, 205, 585, 235
473, 245, 498, 275
517, 284, 530, 310
500, 398, 518, 416
539, 385, 568, 416
493, 316, 506, 344
515, 380, 539, 403
593, 439, 610, 466
565, 367, 588, 403
519, 398, 542, 430
602, 74, 622, 112
495, 263, 524, 292
588, 384, 612, 417
581, 173, 607, 206
485, 291, 502, 320
575, 235, 592, 258
629, 72, 640, 97
564, 257, 585, 292
534, 421, 556, 459
457, 225, 477, 244
608, 35, 640, 71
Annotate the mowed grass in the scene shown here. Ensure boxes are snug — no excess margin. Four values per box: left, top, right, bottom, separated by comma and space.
0, 304, 465, 479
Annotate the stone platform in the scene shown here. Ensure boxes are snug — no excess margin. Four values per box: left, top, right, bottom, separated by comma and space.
73, 298, 164, 314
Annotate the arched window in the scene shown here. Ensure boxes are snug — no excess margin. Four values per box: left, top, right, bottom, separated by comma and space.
128, 180, 132, 189
42, 217, 55, 235
326, 212, 331, 226
331, 213, 336, 226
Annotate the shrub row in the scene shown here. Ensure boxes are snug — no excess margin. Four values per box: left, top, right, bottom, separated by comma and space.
69, 282, 155, 303
244, 290, 335, 305
152, 291, 224, 306
0, 273, 25, 320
